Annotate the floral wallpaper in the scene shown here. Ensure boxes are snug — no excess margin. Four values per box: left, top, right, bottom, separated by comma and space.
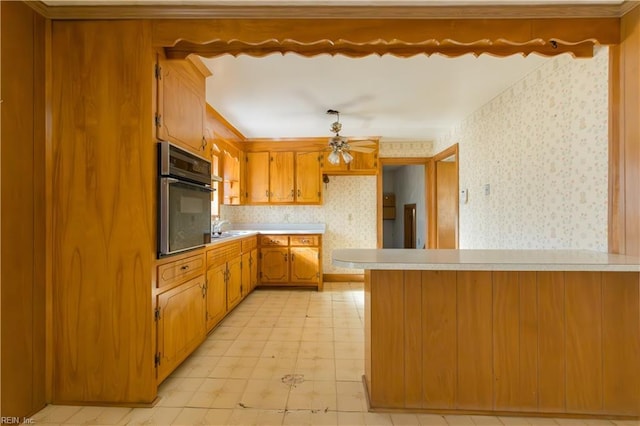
379, 140, 434, 157
435, 47, 609, 251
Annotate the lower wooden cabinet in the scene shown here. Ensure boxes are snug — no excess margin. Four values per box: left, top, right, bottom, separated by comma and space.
205, 262, 227, 331
226, 255, 243, 311
155, 274, 206, 383
259, 234, 322, 290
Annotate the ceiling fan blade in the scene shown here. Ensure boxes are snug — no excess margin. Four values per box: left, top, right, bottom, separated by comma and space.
348, 146, 376, 153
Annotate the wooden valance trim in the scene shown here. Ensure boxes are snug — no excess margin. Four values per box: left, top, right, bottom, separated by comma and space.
153, 18, 618, 59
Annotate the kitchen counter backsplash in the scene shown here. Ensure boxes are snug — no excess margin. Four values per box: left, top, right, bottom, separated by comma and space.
231, 223, 326, 234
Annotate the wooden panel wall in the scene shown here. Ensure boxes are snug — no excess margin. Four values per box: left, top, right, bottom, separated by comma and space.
366, 269, 640, 417
610, 6, 640, 257
0, 1, 46, 418
51, 20, 156, 404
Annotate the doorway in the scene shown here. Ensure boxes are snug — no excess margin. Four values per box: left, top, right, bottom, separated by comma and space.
404, 204, 416, 248
377, 158, 428, 249
428, 144, 459, 248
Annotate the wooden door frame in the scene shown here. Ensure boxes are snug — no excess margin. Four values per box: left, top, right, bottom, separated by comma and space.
377, 157, 429, 249
403, 203, 417, 248
428, 143, 459, 249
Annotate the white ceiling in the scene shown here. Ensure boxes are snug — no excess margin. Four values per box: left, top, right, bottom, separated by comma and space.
202, 53, 556, 142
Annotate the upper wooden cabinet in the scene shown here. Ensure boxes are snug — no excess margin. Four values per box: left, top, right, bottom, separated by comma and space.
322, 148, 379, 175
245, 151, 322, 205
156, 54, 210, 154
223, 149, 242, 205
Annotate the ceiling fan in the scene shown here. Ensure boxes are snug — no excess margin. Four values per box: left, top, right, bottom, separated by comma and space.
325, 109, 377, 165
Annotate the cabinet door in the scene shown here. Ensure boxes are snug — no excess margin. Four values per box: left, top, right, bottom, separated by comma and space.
295, 152, 322, 204
245, 152, 270, 204
241, 252, 251, 298
260, 247, 289, 283
157, 58, 206, 153
290, 247, 320, 284
349, 150, 378, 174
269, 152, 295, 203
156, 275, 206, 383
205, 263, 227, 332
226, 256, 243, 310
250, 248, 258, 291
322, 151, 349, 174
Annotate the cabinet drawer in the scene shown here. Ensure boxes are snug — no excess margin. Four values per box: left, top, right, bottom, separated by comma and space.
290, 235, 319, 246
157, 253, 205, 289
241, 236, 258, 252
261, 235, 289, 246
207, 241, 241, 267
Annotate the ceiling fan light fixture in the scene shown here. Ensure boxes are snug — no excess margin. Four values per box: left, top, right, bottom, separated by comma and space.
341, 150, 353, 164
328, 150, 341, 165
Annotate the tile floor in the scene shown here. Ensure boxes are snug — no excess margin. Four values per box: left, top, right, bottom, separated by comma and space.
33, 283, 638, 426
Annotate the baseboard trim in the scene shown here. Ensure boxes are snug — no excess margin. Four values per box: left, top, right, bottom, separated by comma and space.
323, 273, 364, 282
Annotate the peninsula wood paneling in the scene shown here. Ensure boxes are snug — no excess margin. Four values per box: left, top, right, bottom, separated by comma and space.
421, 270, 457, 409
369, 270, 405, 408
537, 271, 566, 412
602, 272, 640, 415
456, 271, 493, 410
1, 1, 46, 418
365, 269, 640, 417
51, 20, 156, 404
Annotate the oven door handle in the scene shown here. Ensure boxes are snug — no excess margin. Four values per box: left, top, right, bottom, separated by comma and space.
164, 177, 214, 192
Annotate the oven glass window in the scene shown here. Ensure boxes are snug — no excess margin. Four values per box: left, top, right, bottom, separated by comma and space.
168, 181, 211, 253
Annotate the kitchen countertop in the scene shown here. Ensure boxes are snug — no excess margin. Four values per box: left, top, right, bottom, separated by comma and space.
229, 223, 326, 235
332, 248, 640, 272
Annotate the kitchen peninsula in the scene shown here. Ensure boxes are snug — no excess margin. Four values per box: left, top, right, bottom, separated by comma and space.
333, 249, 640, 419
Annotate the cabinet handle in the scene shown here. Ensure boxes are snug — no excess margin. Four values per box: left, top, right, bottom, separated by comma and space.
201, 283, 206, 298
291, 253, 295, 262
201, 136, 207, 151
180, 265, 189, 271
290, 189, 294, 198
297, 189, 301, 197
284, 253, 288, 261
265, 190, 269, 198
301, 239, 310, 244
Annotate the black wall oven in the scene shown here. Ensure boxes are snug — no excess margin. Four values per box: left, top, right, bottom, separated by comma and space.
158, 141, 213, 257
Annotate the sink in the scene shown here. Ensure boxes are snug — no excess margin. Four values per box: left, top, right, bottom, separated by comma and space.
211, 230, 253, 239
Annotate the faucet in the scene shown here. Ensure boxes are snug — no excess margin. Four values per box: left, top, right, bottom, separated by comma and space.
212, 219, 231, 235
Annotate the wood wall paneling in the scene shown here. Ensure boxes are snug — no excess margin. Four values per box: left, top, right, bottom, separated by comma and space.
369, 270, 405, 407
602, 272, 640, 415
537, 271, 566, 413
492, 271, 521, 411
421, 270, 457, 409
564, 272, 603, 414
51, 20, 156, 404
403, 271, 423, 408
518, 272, 539, 411
0, 1, 46, 417
456, 271, 493, 410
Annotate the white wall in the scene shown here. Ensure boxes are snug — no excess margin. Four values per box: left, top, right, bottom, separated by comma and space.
393, 165, 426, 248
435, 48, 609, 251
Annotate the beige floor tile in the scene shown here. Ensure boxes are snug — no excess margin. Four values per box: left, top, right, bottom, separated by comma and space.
171, 355, 221, 378
299, 341, 335, 359
282, 409, 339, 425
275, 316, 305, 327
334, 341, 364, 359
334, 317, 365, 328
336, 381, 368, 412
416, 413, 449, 425
171, 407, 209, 425
251, 357, 298, 379
337, 411, 369, 425
279, 308, 310, 318
261, 340, 300, 359
225, 408, 285, 425
32, 405, 82, 424
224, 339, 268, 357
239, 378, 291, 409
202, 408, 234, 425
363, 412, 395, 425
269, 326, 304, 341
221, 313, 252, 327
555, 420, 613, 426
335, 358, 364, 381
611, 422, 640, 426
210, 326, 244, 340
295, 358, 337, 380
301, 327, 335, 342
391, 413, 422, 425
237, 327, 274, 341
304, 317, 334, 328
333, 327, 364, 342
118, 407, 182, 425
192, 378, 247, 409
444, 414, 476, 425
157, 389, 197, 407
62, 406, 131, 425
471, 415, 504, 425
197, 338, 235, 357
286, 380, 337, 411
497, 416, 531, 425
246, 316, 278, 328
210, 356, 259, 379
